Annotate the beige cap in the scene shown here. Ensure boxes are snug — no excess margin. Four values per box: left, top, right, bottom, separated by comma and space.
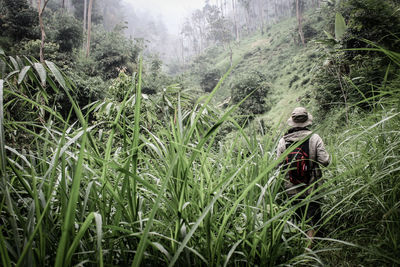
287, 107, 313, 127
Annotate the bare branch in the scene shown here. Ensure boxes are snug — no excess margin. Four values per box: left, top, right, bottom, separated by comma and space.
43, 0, 50, 12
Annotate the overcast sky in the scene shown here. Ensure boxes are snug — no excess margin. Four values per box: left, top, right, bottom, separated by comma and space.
123, 0, 206, 35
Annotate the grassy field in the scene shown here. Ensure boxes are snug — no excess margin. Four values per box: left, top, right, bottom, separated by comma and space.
1, 9, 400, 266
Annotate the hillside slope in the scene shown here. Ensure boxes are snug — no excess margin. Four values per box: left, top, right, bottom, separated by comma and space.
183, 8, 400, 265
186, 11, 329, 126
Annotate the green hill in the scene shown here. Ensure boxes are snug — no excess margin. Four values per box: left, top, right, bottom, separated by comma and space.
186, 11, 330, 126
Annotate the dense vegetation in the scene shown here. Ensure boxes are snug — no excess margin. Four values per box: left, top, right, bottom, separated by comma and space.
1, 0, 400, 266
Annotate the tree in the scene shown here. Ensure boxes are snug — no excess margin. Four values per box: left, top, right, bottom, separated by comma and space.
232, 0, 240, 41
192, 9, 207, 53
86, 0, 93, 57
238, 0, 252, 34
296, 0, 305, 45
37, 0, 50, 62
0, 0, 38, 44
257, 0, 265, 34
48, 11, 83, 53
83, 0, 87, 34
315, 0, 400, 112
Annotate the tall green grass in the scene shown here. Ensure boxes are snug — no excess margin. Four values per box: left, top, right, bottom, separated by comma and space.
0, 55, 331, 266
314, 43, 400, 265
316, 106, 400, 266
1, 44, 399, 266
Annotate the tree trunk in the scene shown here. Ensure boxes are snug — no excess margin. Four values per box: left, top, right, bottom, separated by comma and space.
224, 0, 227, 17
37, 0, 50, 63
62, 0, 65, 9
86, 0, 93, 57
232, 0, 239, 41
229, 42, 233, 67
296, 0, 305, 45
83, 0, 87, 32
258, 0, 265, 34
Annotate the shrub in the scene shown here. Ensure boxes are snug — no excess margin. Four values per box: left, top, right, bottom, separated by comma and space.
0, 0, 39, 43
341, 0, 400, 52
200, 68, 221, 93
314, 0, 400, 113
231, 70, 271, 124
90, 25, 140, 80
46, 11, 83, 53
289, 75, 300, 88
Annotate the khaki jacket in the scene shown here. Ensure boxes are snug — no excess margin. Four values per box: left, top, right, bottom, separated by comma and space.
277, 129, 330, 196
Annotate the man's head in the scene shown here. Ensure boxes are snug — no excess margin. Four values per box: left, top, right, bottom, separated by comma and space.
287, 107, 313, 128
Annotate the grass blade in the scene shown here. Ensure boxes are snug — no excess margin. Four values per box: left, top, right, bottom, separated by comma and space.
54, 123, 88, 267
0, 79, 5, 175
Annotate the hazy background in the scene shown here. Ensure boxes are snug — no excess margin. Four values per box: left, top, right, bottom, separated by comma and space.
123, 0, 205, 35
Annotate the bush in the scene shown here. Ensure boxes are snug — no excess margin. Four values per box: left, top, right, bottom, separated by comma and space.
0, 0, 39, 43
19, 39, 60, 61
200, 68, 221, 93
90, 25, 140, 80
341, 0, 400, 52
314, 0, 400, 113
46, 11, 83, 53
303, 24, 318, 41
231, 70, 271, 124
320, 108, 400, 265
289, 75, 300, 88
107, 71, 133, 102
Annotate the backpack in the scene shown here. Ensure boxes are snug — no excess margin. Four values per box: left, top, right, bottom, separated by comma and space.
284, 138, 311, 185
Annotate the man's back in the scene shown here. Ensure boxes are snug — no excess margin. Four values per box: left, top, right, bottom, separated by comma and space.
276, 108, 330, 195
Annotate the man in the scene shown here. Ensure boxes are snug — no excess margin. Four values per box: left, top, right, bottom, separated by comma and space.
276, 107, 330, 244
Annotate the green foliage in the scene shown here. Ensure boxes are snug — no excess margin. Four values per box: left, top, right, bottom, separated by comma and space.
17, 39, 76, 68
200, 68, 220, 93
231, 70, 271, 123
65, 70, 105, 112
314, 0, 400, 113
334, 13, 347, 40
207, 16, 234, 45
149, 54, 162, 74
189, 47, 221, 78
320, 107, 400, 265
302, 23, 319, 42
0, 0, 39, 44
2, 1, 400, 266
107, 71, 132, 102
341, 0, 400, 52
71, 0, 103, 24
2, 58, 325, 266
139, 54, 173, 95
90, 25, 140, 80
46, 11, 83, 53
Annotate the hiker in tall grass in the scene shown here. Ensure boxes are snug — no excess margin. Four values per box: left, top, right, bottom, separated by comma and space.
277, 107, 330, 244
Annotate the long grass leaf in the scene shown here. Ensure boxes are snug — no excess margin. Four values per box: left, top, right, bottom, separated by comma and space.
33, 63, 46, 86
9, 57, 19, 71
168, 156, 255, 267
0, 226, 11, 267
335, 13, 347, 40
45, 61, 66, 88
17, 66, 30, 84
54, 123, 88, 267
0, 80, 5, 175
64, 212, 101, 266
133, 156, 178, 267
